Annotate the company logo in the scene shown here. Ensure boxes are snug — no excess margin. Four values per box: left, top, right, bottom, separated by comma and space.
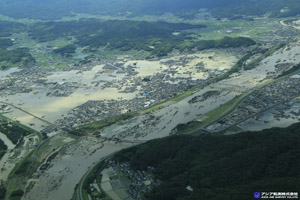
254, 192, 261, 199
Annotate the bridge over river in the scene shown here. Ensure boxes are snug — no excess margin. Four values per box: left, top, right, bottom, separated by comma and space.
1, 101, 145, 152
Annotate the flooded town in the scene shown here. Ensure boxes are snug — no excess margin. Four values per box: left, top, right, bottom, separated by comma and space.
0, 49, 239, 135
1, 39, 300, 200
0, 2, 300, 199
14, 36, 300, 200
207, 73, 300, 132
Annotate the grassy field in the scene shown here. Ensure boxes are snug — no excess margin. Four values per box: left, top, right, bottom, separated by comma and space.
72, 112, 138, 135
0, 113, 44, 198
200, 95, 245, 127
174, 94, 247, 135
194, 17, 289, 42
5, 134, 76, 199
171, 87, 201, 103
8, 148, 36, 177
3, 15, 288, 71
10, 32, 76, 69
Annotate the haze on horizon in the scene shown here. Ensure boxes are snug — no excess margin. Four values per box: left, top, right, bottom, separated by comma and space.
0, 0, 300, 20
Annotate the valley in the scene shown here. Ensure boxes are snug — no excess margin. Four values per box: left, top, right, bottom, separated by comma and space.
0, 3, 300, 200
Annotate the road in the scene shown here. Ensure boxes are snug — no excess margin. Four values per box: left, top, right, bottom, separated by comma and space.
0, 100, 146, 152
77, 153, 115, 200
0, 100, 55, 126
221, 94, 300, 132
98, 136, 146, 144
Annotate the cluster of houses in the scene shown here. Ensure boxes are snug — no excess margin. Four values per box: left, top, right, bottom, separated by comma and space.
208, 74, 300, 131
271, 100, 300, 121
0, 67, 43, 95
53, 99, 141, 130
44, 74, 203, 133
0, 66, 82, 97
42, 57, 219, 132
45, 82, 79, 97
107, 160, 161, 200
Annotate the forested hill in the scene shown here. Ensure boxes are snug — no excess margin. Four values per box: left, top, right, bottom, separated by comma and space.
114, 123, 300, 200
1, 0, 300, 19
0, 21, 35, 68
28, 19, 255, 57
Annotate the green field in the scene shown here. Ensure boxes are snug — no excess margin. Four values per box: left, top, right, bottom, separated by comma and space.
72, 112, 138, 136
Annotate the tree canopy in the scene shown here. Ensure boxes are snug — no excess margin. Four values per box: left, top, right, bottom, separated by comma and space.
114, 123, 300, 200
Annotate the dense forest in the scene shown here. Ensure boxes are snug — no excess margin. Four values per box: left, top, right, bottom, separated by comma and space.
0, 18, 256, 64
53, 44, 76, 57
114, 123, 300, 200
0, 20, 25, 37
0, 139, 7, 160
0, 185, 6, 200
0, 121, 33, 145
0, 38, 14, 48
29, 20, 206, 43
29, 20, 255, 57
277, 63, 300, 78
0, 129, 7, 160
0, 47, 35, 66
0, 0, 300, 19
0, 139, 7, 151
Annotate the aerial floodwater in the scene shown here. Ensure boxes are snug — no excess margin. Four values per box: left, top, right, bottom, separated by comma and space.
0, 51, 237, 132
0, 0, 300, 200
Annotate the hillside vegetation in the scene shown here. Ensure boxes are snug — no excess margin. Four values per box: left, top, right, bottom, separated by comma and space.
0, 20, 25, 37
114, 123, 300, 200
29, 19, 255, 57
0, 139, 7, 160
0, 118, 34, 145
0, 21, 35, 68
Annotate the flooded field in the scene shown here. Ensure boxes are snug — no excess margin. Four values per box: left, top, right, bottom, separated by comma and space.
222, 41, 300, 88
21, 79, 245, 200
127, 51, 237, 78
0, 50, 238, 131
0, 147, 32, 182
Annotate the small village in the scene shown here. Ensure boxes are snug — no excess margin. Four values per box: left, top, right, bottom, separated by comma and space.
100, 160, 161, 200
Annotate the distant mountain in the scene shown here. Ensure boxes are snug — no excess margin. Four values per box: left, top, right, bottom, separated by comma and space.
1, 0, 300, 20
